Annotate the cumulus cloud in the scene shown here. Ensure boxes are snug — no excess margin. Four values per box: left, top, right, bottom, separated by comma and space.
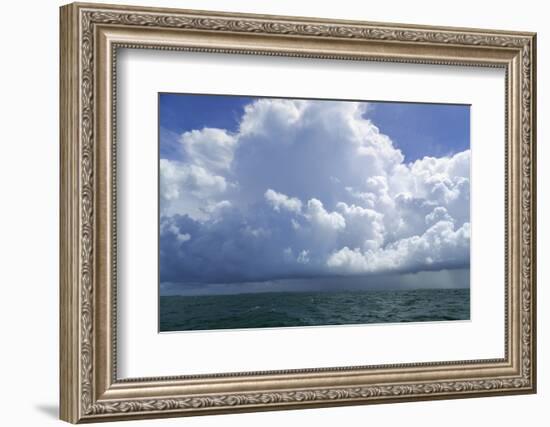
305, 198, 346, 231
264, 189, 302, 213
160, 98, 470, 285
327, 221, 470, 274
181, 128, 236, 173
160, 159, 229, 219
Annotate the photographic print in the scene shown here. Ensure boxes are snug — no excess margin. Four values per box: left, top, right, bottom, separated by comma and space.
60, 5, 536, 420
159, 94, 471, 332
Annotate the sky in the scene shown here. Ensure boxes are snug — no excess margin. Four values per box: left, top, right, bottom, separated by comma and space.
158, 93, 470, 295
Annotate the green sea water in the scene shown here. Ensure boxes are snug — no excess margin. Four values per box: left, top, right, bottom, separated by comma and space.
159, 288, 470, 332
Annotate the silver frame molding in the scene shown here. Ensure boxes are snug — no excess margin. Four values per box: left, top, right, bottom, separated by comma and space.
60, 2, 537, 423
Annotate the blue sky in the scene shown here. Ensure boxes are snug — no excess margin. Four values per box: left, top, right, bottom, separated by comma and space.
159, 93, 470, 294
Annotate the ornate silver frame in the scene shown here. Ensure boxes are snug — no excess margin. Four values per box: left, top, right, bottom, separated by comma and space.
60, 2, 536, 423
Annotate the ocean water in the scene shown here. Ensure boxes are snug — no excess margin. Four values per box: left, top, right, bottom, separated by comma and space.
159, 288, 470, 332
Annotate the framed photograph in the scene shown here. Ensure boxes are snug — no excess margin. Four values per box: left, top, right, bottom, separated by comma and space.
60, 2, 537, 423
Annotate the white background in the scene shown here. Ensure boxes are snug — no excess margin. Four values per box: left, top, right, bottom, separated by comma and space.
0, 0, 546, 426
118, 50, 504, 377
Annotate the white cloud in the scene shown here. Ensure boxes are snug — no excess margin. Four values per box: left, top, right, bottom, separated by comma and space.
160, 98, 470, 284
264, 189, 302, 213
161, 221, 191, 243
327, 220, 470, 274
425, 206, 453, 226
297, 250, 310, 264
336, 202, 385, 251
239, 98, 303, 137
160, 160, 227, 200
160, 159, 229, 219
305, 198, 346, 231
176, 232, 191, 242
181, 128, 237, 172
